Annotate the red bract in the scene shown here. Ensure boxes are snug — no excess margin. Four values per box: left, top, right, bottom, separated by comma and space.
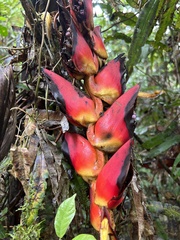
87, 84, 140, 152
90, 181, 103, 231
94, 139, 133, 208
90, 26, 108, 59
69, 0, 94, 30
61, 132, 105, 182
90, 181, 116, 237
43, 69, 103, 127
85, 54, 126, 105
71, 21, 98, 75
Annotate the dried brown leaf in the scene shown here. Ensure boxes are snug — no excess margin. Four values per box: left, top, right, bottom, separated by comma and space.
35, 127, 64, 204
130, 173, 155, 240
26, 109, 63, 121
0, 109, 17, 161
0, 65, 16, 161
10, 135, 39, 194
27, 150, 48, 225
138, 90, 165, 99
24, 115, 36, 137
26, 109, 64, 130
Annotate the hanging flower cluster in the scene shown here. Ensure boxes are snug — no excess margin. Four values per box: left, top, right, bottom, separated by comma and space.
43, 0, 139, 239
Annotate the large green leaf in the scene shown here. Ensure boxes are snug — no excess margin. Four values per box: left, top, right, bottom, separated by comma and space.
72, 234, 96, 240
155, 0, 178, 42
127, 0, 160, 75
54, 194, 76, 238
146, 135, 180, 158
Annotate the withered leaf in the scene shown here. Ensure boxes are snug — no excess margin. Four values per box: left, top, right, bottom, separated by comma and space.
36, 128, 63, 203
24, 113, 36, 137
26, 108, 64, 129
138, 90, 165, 99
0, 65, 16, 161
10, 135, 39, 194
27, 150, 48, 225
130, 173, 155, 240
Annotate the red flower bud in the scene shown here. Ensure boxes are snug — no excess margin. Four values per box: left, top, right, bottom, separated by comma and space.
87, 85, 140, 152
85, 54, 126, 105
90, 26, 108, 59
94, 139, 133, 208
71, 21, 98, 75
43, 69, 103, 127
62, 132, 105, 182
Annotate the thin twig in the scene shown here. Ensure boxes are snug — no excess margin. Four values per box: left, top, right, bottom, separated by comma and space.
37, 96, 56, 102
35, 0, 51, 98
101, 20, 122, 33
0, 46, 32, 51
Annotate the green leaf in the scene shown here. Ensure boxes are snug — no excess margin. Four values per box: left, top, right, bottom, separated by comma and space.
155, 0, 178, 42
142, 132, 168, 149
111, 12, 137, 26
0, 25, 8, 37
105, 32, 131, 44
0, 207, 8, 218
54, 194, 76, 238
0, 157, 11, 172
146, 135, 180, 158
127, 0, 160, 75
148, 39, 167, 51
0, 224, 6, 239
125, 0, 139, 8
72, 234, 96, 240
142, 123, 176, 149
172, 153, 180, 172
175, 10, 180, 29
173, 169, 180, 179
164, 207, 180, 220
97, 3, 113, 15
0, 16, 7, 21
126, 0, 146, 8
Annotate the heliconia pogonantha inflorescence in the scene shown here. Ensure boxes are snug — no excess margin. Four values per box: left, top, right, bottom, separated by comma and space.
42, 0, 140, 239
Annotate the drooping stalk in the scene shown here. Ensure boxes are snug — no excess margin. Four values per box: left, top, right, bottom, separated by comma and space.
43, 1, 139, 239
